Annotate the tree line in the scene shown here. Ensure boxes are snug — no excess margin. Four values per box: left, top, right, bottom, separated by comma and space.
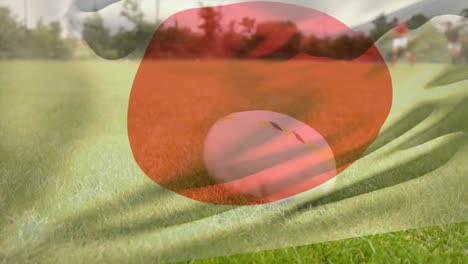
77, 1, 439, 60
1, 0, 466, 60
83, 1, 375, 60
0, 7, 77, 59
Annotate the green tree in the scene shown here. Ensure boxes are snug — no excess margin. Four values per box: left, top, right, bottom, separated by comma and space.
221, 20, 243, 57
31, 21, 63, 58
82, 0, 145, 59
48, 22, 77, 59
333, 35, 354, 59
117, 0, 159, 59
197, 6, 223, 56
247, 20, 302, 59
460, 8, 468, 18
370, 14, 391, 41
240, 17, 255, 37
198, 6, 222, 40
0, 7, 21, 58
406, 14, 429, 30
0, 6, 76, 59
302, 34, 321, 56
120, 0, 143, 24
82, 13, 113, 58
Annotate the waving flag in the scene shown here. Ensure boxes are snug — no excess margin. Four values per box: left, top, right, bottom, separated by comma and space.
0, 0, 467, 263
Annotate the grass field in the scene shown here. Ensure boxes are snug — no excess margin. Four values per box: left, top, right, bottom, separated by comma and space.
0, 60, 467, 263
194, 223, 467, 263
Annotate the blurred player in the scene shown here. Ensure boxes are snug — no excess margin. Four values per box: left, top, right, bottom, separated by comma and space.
391, 18, 414, 66
444, 22, 462, 64
461, 16, 468, 63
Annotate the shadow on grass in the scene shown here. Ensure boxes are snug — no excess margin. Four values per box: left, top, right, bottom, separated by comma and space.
129, 136, 467, 262
48, 183, 226, 241
298, 133, 465, 210
298, 94, 468, 210
365, 103, 435, 154
0, 62, 95, 227
398, 97, 468, 150
9, 176, 235, 255
126, 161, 463, 263
426, 65, 468, 89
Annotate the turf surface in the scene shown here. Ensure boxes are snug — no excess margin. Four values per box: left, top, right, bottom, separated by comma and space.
0, 60, 467, 263
190, 223, 467, 264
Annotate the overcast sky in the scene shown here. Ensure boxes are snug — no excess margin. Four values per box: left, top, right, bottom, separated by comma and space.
0, 0, 425, 33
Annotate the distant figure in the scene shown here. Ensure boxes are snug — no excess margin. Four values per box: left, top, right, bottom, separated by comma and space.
461, 17, 468, 63
391, 18, 415, 66
444, 22, 461, 64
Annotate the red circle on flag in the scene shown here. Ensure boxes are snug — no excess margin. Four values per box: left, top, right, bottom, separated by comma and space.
128, 2, 392, 205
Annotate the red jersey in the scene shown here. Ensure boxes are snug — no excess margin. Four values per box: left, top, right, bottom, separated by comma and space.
393, 23, 409, 37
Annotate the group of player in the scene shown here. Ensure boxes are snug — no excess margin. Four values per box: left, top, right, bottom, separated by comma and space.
390, 16, 468, 65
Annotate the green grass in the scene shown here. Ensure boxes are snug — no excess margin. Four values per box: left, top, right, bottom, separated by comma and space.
191, 223, 467, 264
427, 65, 468, 88
0, 60, 467, 263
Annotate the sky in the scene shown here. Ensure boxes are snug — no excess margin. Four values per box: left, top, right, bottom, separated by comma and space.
0, 0, 425, 34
